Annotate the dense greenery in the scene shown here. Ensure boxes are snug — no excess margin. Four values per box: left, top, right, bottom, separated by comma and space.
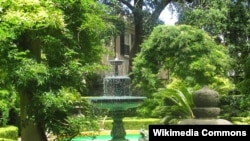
0, 125, 18, 141
0, 0, 116, 140
0, 89, 18, 126
132, 0, 250, 121
132, 25, 233, 121
176, 0, 250, 119
132, 25, 233, 94
0, 1, 249, 140
100, 0, 193, 73
137, 79, 195, 124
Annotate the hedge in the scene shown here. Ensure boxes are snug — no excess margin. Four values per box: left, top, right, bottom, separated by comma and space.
101, 118, 161, 130
0, 126, 18, 140
0, 138, 16, 141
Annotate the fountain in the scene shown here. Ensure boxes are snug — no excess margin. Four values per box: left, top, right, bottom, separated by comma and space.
87, 58, 146, 141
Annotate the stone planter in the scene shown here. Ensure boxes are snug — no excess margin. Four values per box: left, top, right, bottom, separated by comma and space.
192, 86, 219, 107
192, 107, 220, 118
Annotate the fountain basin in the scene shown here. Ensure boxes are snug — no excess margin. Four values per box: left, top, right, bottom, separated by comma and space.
87, 96, 146, 111
103, 76, 131, 96
72, 134, 141, 141
84, 58, 147, 141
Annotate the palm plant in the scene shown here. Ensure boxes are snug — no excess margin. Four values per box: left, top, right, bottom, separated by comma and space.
153, 84, 194, 124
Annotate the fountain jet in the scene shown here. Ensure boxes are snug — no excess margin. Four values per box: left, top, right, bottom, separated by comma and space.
87, 58, 146, 141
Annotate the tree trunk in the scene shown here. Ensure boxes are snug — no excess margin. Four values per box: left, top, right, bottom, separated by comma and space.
20, 90, 48, 141
128, 0, 144, 76
18, 30, 46, 141
128, 0, 172, 75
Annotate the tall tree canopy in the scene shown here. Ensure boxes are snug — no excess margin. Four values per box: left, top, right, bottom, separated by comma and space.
0, 0, 115, 140
100, 0, 193, 74
177, 0, 230, 36
177, 0, 250, 94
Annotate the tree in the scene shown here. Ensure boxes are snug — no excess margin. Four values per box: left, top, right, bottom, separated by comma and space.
100, 0, 194, 74
176, 0, 250, 117
132, 25, 233, 96
0, 0, 115, 140
177, 0, 230, 36
133, 25, 233, 120
177, 0, 250, 94
226, 0, 250, 94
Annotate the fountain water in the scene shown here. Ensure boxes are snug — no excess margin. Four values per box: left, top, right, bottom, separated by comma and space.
87, 58, 146, 141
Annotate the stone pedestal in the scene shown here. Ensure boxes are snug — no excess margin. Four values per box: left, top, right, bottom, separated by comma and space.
178, 86, 232, 125
109, 111, 128, 141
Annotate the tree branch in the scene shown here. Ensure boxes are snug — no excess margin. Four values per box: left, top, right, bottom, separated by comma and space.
119, 0, 135, 11
146, 0, 172, 24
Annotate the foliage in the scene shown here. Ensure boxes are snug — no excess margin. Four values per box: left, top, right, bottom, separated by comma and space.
177, 0, 250, 118
132, 24, 233, 120
136, 99, 159, 118
35, 90, 101, 141
219, 92, 245, 119
155, 87, 194, 117
27, 87, 101, 140
237, 55, 250, 94
226, 0, 250, 88
177, 0, 250, 86
145, 80, 194, 124
0, 138, 16, 141
100, 0, 167, 29
177, 0, 230, 36
101, 0, 191, 73
223, 0, 250, 118
132, 25, 233, 96
239, 94, 250, 116
0, 0, 116, 140
56, 115, 100, 141
0, 88, 18, 126
0, 125, 18, 140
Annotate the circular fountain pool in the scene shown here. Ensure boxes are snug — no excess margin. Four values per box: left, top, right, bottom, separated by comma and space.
72, 134, 142, 141
87, 96, 146, 111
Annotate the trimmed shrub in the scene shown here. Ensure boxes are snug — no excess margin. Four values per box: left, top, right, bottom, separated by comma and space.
0, 126, 18, 140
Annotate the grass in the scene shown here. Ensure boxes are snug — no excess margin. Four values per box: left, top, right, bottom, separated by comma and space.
103, 117, 161, 130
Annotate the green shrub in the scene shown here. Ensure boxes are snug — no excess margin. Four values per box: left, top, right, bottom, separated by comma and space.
102, 118, 161, 130
231, 117, 250, 125
0, 126, 18, 140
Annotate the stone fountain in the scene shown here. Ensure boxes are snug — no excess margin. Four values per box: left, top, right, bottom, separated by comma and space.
87, 58, 146, 141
